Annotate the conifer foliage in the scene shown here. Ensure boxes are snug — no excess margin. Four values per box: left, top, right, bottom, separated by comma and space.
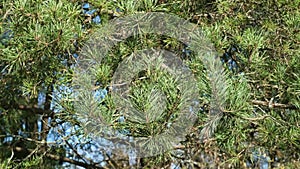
0, 0, 299, 168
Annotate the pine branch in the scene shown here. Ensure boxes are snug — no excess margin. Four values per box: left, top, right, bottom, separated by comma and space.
251, 100, 298, 109
13, 146, 105, 169
0, 97, 54, 116
10, 104, 54, 116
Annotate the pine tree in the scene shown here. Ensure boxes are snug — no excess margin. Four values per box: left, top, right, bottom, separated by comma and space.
1, 0, 299, 168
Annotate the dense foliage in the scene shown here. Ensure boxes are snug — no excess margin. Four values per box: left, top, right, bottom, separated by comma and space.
0, 0, 299, 168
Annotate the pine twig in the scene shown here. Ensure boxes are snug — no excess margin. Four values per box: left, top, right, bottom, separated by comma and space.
251, 100, 297, 109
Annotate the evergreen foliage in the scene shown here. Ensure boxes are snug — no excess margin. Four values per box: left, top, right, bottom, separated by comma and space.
0, 0, 299, 168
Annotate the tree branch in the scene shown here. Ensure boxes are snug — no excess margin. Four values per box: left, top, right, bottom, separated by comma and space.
13, 146, 105, 169
251, 100, 298, 109
17, 104, 54, 116
0, 103, 52, 117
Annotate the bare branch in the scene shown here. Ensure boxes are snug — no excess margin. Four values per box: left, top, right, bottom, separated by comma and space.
251, 100, 298, 109
13, 146, 105, 169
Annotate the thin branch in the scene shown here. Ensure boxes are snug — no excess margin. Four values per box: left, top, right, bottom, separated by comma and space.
1, 134, 56, 145
251, 100, 298, 109
0, 103, 47, 115
241, 115, 270, 121
64, 139, 88, 164
7, 147, 14, 167
13, 146, 40, 169
13, 146, 105, 169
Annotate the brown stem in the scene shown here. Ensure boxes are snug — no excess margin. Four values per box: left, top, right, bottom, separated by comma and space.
251, 100, 298, 109
41, 85, 54, 153
13, 146, 105, 169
